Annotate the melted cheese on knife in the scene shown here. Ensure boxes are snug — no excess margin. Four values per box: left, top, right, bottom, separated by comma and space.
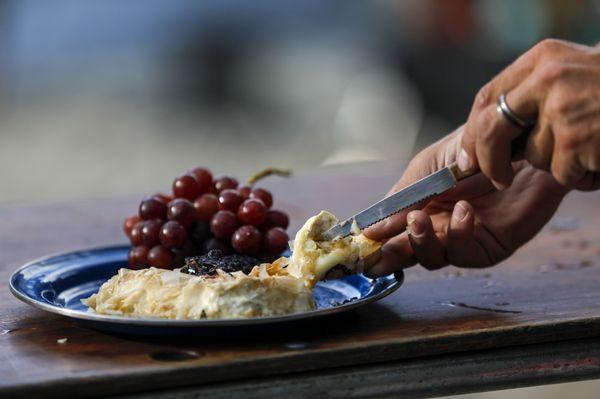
84, 211, 381, 319
288, 211, 381, 287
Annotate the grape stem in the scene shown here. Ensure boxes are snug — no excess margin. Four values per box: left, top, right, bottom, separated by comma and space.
246, 168, 292, 185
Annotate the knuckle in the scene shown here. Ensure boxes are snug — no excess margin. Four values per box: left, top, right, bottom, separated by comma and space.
536, 61, 571, 85
556, 129, 581, 152
409, 149, 428, 169
532, 38, 566, 55
474, 83, 494, 108
545, 88, 573, 117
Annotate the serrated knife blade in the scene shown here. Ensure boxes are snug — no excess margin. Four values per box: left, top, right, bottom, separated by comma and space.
320, 164, 475, 241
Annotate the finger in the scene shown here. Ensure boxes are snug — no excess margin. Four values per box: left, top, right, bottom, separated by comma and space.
504, 63, 579, 171
579, 132, 600, 173
366, 128, 466, 241
462, 45, 540, 164
445, 201, 481, 267
473, 104, 522, 189
576, 138, 600, 190
524, 122, 554, 171
551, 133, 587, 187
364, 207, 414, 242
406, 211, 447, 270
574, 172, 600, 191
462, 40, 571, 169
470, 59, 566, 188
364, 232, 416, 277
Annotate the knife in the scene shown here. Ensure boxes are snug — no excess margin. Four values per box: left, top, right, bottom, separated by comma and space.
319, 163, 477, 241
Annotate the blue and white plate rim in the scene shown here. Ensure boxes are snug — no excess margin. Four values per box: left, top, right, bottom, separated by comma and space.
9, 244, 403, 327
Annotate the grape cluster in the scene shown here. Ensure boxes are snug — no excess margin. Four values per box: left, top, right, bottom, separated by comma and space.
123, 167, 290, 270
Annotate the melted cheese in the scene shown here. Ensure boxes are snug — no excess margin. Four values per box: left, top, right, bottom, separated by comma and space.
288, 211, 381, 287
83, 263, 314, 319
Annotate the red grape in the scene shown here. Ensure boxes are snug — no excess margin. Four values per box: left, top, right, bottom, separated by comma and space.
206, 184, 218, 194
218, 189, 244, 212
172, 252, 186, 268
232, 225, 262, 255
152, 193, 172, 204
130, 221, 144, 246
210, 210, 238, 239
214, 175, 238, 192
141, 219, 163, 247
237, 199, 267, 226
172, 173, 201, 200
194, 193, 219, 221
159, 221, 187, 249
190, 221, 211, 247
249, 188, 273, 208
203, 237, 230, 254
125, 167, 290, 259
264, 209, 289, 229
124, 215, 141, 238
147, 245, 174, 269
139, 196, 167, 220
264, 227, 289, 254
167, 198, 197, 228
173, 239, 198, 266
179, 238, 198, 256
238, 185, 251, 198
128, 245, 149, 269
190, 167, 213, 193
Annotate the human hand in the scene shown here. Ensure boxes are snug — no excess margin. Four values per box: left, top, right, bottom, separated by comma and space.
364, 127, 568, 276
459, 39, 600, 191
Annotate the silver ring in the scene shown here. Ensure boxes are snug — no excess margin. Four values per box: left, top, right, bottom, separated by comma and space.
496, 93, 535, 129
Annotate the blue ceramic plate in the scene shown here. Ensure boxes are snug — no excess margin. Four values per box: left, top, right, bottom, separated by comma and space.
9, 245, 402, 333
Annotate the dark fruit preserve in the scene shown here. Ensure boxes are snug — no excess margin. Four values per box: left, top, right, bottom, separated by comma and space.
181, 250, 260, 276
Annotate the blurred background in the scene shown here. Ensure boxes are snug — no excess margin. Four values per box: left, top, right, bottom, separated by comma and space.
0, 1, 599, 397
1, 0, 599, 205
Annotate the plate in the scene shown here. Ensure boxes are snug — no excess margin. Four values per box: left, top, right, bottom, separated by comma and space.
9, 245, 402, 334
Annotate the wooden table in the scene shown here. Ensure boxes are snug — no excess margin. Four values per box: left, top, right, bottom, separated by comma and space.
2, 163, 600, 399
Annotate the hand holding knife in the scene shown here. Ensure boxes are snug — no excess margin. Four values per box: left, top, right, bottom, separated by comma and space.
320, 163, 477, 241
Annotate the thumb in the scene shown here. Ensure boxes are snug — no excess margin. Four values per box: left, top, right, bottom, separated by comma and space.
364, 207, 415, 242
365, 128, 465, 241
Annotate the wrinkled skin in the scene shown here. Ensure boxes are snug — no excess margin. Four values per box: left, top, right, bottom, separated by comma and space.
460, 39, 600, 191
365, 38, 599, 276
364, 128, 568, 276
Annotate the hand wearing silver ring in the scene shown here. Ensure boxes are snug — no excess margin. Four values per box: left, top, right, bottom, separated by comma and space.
496, 93, 536, 130
363, 38, 600, 275
459, 38, 600, 190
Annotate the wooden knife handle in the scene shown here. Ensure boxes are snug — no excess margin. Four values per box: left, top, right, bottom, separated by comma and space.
449, 163, 479, 181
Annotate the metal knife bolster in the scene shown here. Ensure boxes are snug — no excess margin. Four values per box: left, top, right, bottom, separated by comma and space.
320, 165, 470, 241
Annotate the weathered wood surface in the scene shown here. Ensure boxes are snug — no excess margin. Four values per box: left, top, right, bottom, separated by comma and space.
1, 162, 599, 398
118, 337, 600, 399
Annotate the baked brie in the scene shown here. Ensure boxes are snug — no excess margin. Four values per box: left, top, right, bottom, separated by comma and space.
83, 258, 313, 319
84, 211, 381, 319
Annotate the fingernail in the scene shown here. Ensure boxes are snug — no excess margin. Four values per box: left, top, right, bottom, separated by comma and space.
458, 149, 473, 171
453, 202, 468, 223
492, 179, 507, 191
407, 213, 424, 237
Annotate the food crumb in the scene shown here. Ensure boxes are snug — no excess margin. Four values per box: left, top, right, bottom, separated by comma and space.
57, 338, 68, 344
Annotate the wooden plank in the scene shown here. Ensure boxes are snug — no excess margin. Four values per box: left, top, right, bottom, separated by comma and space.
117, 337, 600, 399
1, 162, 599, 398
